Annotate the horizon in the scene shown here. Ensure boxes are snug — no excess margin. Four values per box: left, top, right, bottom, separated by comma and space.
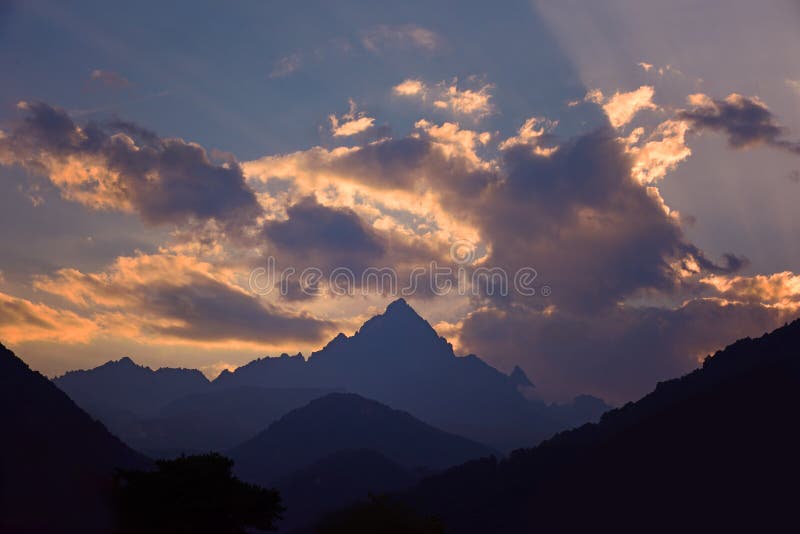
2, 1, 800, 406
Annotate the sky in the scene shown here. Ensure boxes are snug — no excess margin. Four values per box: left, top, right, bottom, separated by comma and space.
1, 0, 800, 404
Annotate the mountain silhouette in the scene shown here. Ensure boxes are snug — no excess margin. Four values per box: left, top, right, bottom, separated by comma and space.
230, 392, 495, 487
348, 317, 800, 533
216, 298, 602, 450
55, 356, 209, 417
51, 299, 608, 453
0, 344, 149, 534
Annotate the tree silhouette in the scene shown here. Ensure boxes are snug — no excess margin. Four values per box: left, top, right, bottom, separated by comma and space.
316, 494, 444, 534
113, 453, 283, 533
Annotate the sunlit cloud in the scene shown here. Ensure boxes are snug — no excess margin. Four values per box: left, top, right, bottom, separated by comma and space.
585, 85, 658, 128
394, 77, 494, 119
625, 119, 691, 184
498, 116, 558, 155
0, 291, 99, 344
0, 101, 262, 234
701, 271, 800, 310
329, 99, 375, 137
32, 253, 334, 346
393, 79, 427, 97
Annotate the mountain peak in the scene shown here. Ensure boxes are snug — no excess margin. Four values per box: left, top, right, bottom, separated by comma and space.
384, 298, 417, 317
510, 365, 535, 388
354, 298, 436, 341
116, 356, 138, 367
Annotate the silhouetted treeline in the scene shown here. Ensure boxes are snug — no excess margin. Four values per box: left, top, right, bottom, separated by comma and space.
114, 453, 283, 534
316, 494, 445, 534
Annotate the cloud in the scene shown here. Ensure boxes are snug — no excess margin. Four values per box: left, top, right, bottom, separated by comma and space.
88, 69, 130, 89
270, 53, 303, 79
393, 79, 427, 97
269, 25, 442, 79
586, 86, 658, 128
433, 80, 494, 118
0, 101, 263, 233
245, 108, 753, 398
624, 119, 692, 184
498, 116, 558, 155
394, 77, 494, 119
360, 24, 444, 53
249, 115, 739, 315
786, 79, 800, 96
678, 93, 800, 153
700, 271, 800, 310
459, 296, 790, 404
329, 99, 375, 137
263, 195, 386, 272
33, 253, 333, 346
0, 291, 100, 344
474, 128, 743, 313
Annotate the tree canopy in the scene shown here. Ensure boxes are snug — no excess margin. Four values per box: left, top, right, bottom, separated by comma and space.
113, 453, 283, 533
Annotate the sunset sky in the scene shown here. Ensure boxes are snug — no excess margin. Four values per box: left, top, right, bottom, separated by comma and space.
2, 0, 800, 404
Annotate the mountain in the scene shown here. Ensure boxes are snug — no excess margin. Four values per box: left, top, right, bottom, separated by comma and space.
348, 318, 800, 533
230, 392, 495, 487
0, 343, 149, 534
51, 300, 608, 453
276, 449, 418, 532
54, 356, 209, 417
54, 358, 340, 457
216, 298, 592, 451
131, 386, 340, 456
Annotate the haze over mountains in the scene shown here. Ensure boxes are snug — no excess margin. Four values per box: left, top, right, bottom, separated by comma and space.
55, 299, 609, 455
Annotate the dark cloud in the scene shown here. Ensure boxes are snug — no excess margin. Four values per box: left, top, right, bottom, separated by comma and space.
0, 101, 263, 233
460, 299, 790, 404
144, 278, 332, 344
330, 137, 431, 190
263, 195, 385, 271
678, 94, 800, 154
459, 129, 743, 312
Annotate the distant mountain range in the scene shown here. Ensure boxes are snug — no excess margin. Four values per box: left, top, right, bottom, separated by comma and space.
0, 343, 148, 534
341, 318, 800, 533
56, 355, 209, 417
55, 299, 609, 454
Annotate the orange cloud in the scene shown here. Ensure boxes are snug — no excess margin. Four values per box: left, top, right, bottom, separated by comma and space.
33, 253, 333, 347
0, 292, 98, 344
394, 77, 494, 119
329, 99, 375, 137
587, 86, 658, 128
701, 272, 800, 310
